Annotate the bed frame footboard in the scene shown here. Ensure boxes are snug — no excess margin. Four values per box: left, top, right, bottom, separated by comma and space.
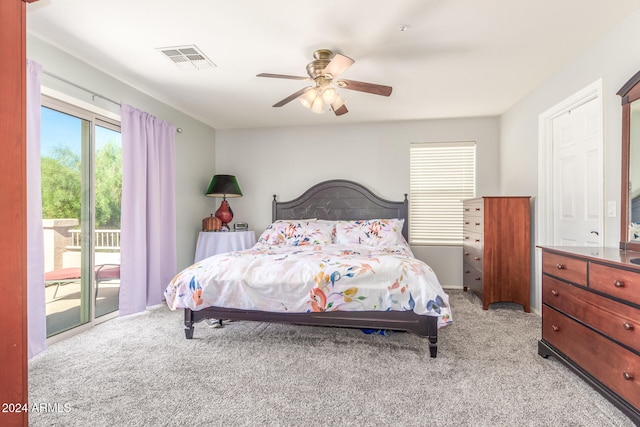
183, 307, 439, 357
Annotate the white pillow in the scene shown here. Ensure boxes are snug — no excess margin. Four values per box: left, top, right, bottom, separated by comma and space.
257, 220, 334, 246
334, 218, 405, 246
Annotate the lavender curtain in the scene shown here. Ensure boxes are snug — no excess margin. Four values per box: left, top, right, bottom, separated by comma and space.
27, 59, 46, 358
119, 103, 177, 315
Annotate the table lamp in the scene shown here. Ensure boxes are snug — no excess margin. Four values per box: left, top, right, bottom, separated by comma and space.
206, 174, 243, 231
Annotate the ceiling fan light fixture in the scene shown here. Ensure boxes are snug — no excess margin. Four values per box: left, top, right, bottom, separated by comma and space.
321, 87, 337, 104
299, 88, 317, 109
258, 49, 392, 117
311, 96, 325, 114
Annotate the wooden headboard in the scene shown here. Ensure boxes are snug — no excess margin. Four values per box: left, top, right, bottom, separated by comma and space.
272, 179, 409, 240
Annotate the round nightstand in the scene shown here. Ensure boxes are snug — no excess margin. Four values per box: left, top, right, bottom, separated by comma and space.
194, 230, 256, 263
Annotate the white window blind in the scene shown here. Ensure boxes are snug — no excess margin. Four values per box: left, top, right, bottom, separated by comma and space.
409, 142, 476, 245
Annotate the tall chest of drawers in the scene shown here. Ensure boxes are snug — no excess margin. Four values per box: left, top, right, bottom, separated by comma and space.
539, 247, 640, 423
462, 196, 531, 312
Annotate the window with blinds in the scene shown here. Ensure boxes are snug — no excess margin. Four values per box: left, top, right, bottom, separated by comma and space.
409, 141, 476, 245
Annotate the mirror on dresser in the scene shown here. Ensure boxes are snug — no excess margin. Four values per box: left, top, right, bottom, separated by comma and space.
618, 70, 640, 251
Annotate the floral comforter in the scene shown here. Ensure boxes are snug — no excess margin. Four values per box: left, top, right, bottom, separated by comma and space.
165, 243, 452, 329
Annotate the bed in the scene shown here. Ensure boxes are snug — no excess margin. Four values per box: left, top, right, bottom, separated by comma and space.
165, 179, 451, 357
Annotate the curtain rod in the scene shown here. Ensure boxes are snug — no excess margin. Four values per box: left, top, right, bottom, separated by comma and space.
41, 70, 184, 133
42, 70, 121, 107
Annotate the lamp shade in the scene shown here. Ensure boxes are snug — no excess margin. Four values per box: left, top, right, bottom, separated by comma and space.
311, 96, 325, 114
205, 174, 243, 198
321, 87, 337, 104
299, 88, 317, 109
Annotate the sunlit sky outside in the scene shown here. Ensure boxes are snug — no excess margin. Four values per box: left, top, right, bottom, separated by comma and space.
41, 106, 120, 157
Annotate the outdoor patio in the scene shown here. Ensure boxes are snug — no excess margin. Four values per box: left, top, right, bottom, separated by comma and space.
44, 222, 121, 336
45, 277, 119, 336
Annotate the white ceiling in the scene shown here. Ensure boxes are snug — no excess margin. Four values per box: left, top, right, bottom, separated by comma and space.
27, 0, 640, 130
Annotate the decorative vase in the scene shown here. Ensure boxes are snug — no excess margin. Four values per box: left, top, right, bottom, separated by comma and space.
215, 200, 233, 230
202, 214, 222, 231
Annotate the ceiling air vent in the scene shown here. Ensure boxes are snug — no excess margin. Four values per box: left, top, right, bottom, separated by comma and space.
157, 45, 216, 70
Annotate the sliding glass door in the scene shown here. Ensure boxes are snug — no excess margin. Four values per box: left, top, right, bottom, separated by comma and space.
94, 124, 122, 318
41, 97, 121, 337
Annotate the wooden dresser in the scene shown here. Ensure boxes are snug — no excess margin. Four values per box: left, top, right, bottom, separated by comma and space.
539, 246, 640, 423
462, 196, 531, 312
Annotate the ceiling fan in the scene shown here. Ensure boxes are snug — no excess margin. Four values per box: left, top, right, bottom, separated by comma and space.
256, 49, 392, 116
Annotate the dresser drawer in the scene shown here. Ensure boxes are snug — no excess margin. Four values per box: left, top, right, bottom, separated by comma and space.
463, 216, 483, 234
463, 263, 483, 294
543, 275, 640, 353
462, 231, 483, 252
590, 262, 640, 307
463, 246, 483, 272
542, 252, 587, 286
463, 201, 483, 218
542, 306, 640, 409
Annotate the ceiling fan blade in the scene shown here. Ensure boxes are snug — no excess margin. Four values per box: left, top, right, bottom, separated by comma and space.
336, 79, 392, 97
257, 73, 310, 81
323, 53, 354, 79
272, 87, 311, 107
332, 103, 348, 116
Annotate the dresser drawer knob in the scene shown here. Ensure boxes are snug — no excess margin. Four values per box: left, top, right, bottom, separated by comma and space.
464, 221, 470, 225
475, 222, 481, 226
474, 256, 481, 261
475, 277, 481, 281
464, 270, 470, 274
623, 372, 634, 381
551, 290, 559, 297
623, 322, 635, 331
556, 264, 565, 270
464, 252, 470, 256
475, 208, 481, 211
551, 325, 560, 332
613, 280, 625, 288
475, 239, 481, 243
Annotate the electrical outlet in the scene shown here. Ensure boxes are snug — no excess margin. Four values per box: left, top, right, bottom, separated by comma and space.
608, 201, 616, 218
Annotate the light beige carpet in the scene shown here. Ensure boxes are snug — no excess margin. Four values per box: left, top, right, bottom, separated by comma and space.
28, 290, 635, 426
